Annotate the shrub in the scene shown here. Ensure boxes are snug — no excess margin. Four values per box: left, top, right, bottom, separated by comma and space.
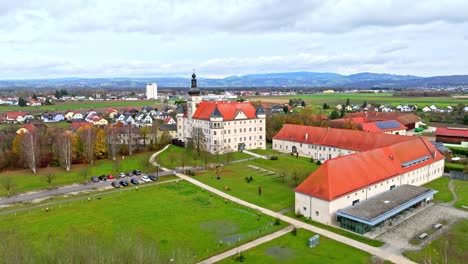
448, 147, 468, 156
274, 218, 281, 225
269, 155, 278, 160
295, 210, 302, 218
291, 227, 297, 236
316, 160, 321, 165
249, 176, 253, 182
310, 157, 314, 163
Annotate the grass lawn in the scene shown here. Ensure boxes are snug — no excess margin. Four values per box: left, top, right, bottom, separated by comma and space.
0, 181, 284, 262
0, 100, 162, 113
194, 154, 318, 212
453, 179, 468, 209
247, 148, 282, 156
404, 220, 468, 264
218, 228, 372, 264
284, 212, 384, 247
0, 151, 156, 197
423, 177, 453, 203
157, 145, 251, 168
249, 93, 467, 108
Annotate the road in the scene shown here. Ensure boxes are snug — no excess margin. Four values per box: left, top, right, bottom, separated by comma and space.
0, 171, 175, 206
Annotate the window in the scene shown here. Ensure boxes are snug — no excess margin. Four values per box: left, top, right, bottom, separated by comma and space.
303, 207, 306, 211
315, 211, 319, 216
390, 185, 396, 190
214, 131, 217, 135
352, 199, 360, 206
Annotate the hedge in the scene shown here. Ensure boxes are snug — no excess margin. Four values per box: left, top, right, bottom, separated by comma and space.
448, 146, 468, 156
444, 162, 464, 172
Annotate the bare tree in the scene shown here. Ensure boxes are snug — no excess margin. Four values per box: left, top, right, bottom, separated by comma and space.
126, 124, 138, 156
44, 172, 56, 189
56, 131, 73, 172
79, 126, 97, 165
0, 176, 16, 197
106, 126, 119, 161
190, 127, 206, 157
80, 165, 90, 183
21, 131, 40, 175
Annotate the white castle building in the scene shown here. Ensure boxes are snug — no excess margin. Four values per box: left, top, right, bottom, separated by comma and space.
176, 72, 266, 154
146, 83, 158, 99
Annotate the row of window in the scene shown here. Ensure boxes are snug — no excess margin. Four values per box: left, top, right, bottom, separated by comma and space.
214, 135, 264, 144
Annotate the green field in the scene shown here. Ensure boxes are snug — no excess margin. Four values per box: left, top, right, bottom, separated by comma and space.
157, 145, 251, 169
0, 100, 162, 113
219, 228, 371, 264
250, 93, 467, 108
0, 152, 155, 197
423, 177, 453, 203
0, 181, 284, 262
453, 179, 468, 209
189, 153, 317, 212
404, 220, 468, 264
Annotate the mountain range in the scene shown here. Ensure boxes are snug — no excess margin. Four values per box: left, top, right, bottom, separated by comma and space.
1, 72, 468, 89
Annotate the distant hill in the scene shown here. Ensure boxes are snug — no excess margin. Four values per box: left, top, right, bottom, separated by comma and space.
1, 72, 468, 89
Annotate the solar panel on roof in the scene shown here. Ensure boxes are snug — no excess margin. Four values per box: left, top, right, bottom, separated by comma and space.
375, 120, 401, 130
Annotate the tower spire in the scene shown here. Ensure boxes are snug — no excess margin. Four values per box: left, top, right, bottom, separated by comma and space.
191, 69, 197, 88
188, 70, 201, 96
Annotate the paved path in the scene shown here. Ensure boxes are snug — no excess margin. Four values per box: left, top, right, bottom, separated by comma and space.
0, 171, 174, 206
0, 178, 180, 217
197, 226, 294, 264
242, 150, 268, 159
152, 147, 415, 264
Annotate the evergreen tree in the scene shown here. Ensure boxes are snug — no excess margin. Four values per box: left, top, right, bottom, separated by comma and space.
18, 97, 27, 107
288, 99, 294, 106
301, 100, 306, 107
346, 98, 350, 106
330, 110, 340, 120
362, 100, 367, 108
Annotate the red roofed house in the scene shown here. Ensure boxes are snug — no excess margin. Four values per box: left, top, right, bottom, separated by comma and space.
177, 72, 266, 154
273, 124, 445, 233
5, 111, 29, 123
435, 127, 468, 144
163, 117, 176, 125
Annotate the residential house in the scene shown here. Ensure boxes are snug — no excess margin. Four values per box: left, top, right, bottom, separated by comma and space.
163, 117, 176, 125
5, 111, 29, 123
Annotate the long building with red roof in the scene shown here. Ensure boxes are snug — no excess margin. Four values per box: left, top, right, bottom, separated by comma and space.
435, 127, 468, 144
176, 72, 266, 154
272, 124, 445, 232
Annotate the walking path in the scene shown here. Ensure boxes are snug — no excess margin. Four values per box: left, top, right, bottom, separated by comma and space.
197, 226, 294, 264
151, 147, 415, 264
447, 178, 459, 206
242, 150, 268, 159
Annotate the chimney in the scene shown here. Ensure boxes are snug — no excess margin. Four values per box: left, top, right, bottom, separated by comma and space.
389, 154, 393, 160
305, 133, 308, 141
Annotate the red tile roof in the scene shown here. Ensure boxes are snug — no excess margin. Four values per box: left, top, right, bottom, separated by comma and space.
435, 127, 468, 138
5, 111, 29, 119
273, 124, 415, 152
192, 101, 257, 120
295, 137, 444, 201
345, 112, 420, 126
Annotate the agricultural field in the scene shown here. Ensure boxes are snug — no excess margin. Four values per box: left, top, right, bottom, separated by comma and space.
404, 220, 468, 264
0, 100, 162, 113
0, 152, 155, 197
0, 181, 284, 263
219, 228, 372, 264
194, 155, 318, 212
249, 93, 468, 108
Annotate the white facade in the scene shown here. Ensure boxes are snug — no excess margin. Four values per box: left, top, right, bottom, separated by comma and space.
295, 159, 445, 225
146, 83, 158, 99
273, 139, 356, 161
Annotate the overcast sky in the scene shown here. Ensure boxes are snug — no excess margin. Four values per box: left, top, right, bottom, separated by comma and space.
1, 0, 468, 79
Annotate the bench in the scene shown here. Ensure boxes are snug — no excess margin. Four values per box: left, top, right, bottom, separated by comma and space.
433, 223, 443, 230
418, 233, 428, 240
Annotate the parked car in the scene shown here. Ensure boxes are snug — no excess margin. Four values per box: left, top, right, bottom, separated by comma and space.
119, 180, 129, 187
130, 178, 139, 185
118, 172, 126, 178
98, 175, 107, 181
111, 180, 120, 188
132, 169, 142, 176
125, 172, 132, 176
90, 176, 99, 183
141, 175, 151, 183
148, 175, 158, 181
107, 174, 115, 180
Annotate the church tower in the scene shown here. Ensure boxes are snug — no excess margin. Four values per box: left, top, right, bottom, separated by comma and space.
187, 70, 202, 120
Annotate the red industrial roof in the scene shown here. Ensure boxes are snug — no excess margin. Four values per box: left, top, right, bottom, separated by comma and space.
435, 127, 468, 138
361, 120, 407, 133
192, 101, 257, 120
273, 124, 415, 152
295, 137, 444, 201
